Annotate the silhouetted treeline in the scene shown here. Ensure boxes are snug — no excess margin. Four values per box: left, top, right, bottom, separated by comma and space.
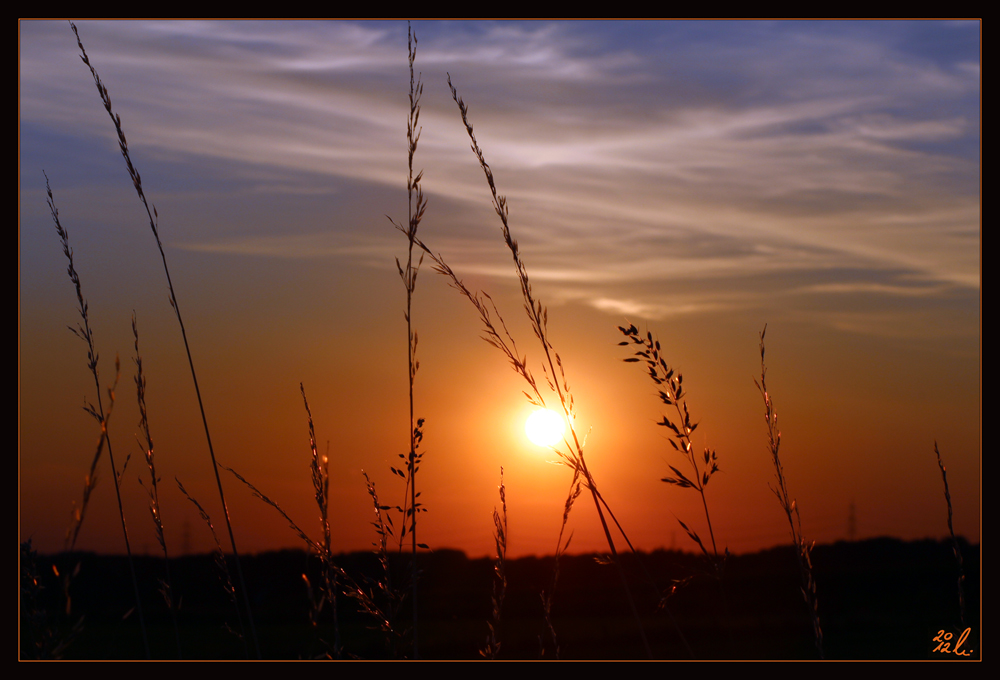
21, 537, 978, 660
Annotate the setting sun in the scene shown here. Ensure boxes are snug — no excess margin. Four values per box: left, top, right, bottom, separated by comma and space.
525, 408, 566, 447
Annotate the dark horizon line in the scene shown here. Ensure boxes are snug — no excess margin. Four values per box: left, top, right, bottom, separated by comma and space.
28, 533, 978, 561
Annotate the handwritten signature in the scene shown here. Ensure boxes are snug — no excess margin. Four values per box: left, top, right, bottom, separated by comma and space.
932, 628, 973, 657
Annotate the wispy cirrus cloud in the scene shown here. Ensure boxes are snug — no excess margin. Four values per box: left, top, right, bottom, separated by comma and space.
20, 20, 979, 336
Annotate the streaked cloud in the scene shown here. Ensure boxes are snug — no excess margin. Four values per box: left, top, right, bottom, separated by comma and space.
20, 19, 979, 336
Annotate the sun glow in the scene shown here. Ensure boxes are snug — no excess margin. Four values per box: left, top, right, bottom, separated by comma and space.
525, 408, 566, 447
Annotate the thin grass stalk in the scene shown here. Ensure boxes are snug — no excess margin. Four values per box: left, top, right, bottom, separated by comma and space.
224, 456, 333, 655
301, 384, 340, 657
175, 478, 249, 656
225, 468, 322, 556
481, 467, 508, 659
47, 172, 112, 553
755, 325, 823, 658
408, 247, 578, 659
63, 367, 116, 553
934, 441, 966, 626
539, 471, 580, 659
225, 394, 412, 658
225, 464, 392, 656
412, 199, 589, 660
361, 471, 406, 656
45, 172, 149, 657
413, 96, 689, 660
69, 22, 260, 658
442, 74, 652, 658
133, 313, 182, 658
386, 23, 427, 659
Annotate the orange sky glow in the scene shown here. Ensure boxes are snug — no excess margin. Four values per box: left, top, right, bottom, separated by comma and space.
20, 20, 979, 560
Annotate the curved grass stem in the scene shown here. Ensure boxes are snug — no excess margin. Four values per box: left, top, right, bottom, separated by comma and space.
69, 22, 259, 658
46, 173, 149, 658
439, 72, 652, 659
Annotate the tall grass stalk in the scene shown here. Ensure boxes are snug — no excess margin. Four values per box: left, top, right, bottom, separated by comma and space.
435, 74, 652, 658
45, 172, 149, 658
69, 22, 260, 658
755, 325, 823, 658
934, 441, 966, 626
387, 23, 428, 659
133, 313, 182, 658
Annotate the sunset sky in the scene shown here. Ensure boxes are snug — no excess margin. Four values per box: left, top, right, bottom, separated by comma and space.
19, 20, 979, 560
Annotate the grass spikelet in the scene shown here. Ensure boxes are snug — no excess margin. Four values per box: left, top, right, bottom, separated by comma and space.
755, 325, 823, 658
618, 324, 725, 573
934, 441, 966, 626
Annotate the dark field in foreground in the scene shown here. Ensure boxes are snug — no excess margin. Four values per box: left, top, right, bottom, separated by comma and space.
21, 537, 978, 660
